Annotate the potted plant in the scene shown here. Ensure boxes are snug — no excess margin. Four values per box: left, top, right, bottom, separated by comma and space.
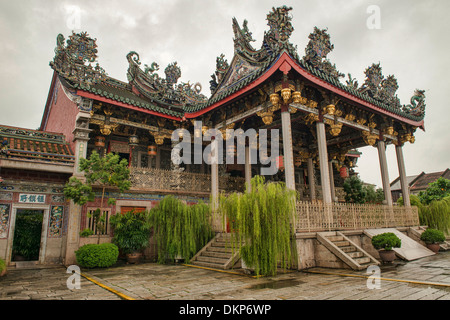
420, 228, 445, 253
109, 210, 151, 264
371, 232, 401, 263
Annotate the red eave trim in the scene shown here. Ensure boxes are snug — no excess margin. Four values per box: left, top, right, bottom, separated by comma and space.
39, 71, 58, 131
280, 53, 425, 129
185, 52, 424, 129
184, 54, 291, 118
76, 90, 183, 121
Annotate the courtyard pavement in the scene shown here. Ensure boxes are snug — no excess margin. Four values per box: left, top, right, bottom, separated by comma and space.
1, 251, 449, 303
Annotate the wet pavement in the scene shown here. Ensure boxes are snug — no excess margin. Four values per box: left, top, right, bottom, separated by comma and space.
0, 251, 449, 301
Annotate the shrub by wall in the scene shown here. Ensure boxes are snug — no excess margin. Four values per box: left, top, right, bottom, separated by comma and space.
75, 243, 119, 268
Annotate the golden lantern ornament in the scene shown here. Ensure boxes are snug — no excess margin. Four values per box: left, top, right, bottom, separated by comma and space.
94, 136, 105, 148
148, 145, 157, 157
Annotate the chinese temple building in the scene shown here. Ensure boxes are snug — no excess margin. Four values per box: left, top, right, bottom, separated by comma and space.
1, 6, 427, 269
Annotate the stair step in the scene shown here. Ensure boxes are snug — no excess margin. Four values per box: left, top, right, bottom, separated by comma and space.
327, 236, 344, 242
347, 252, 364, 258
196, 256, 229, 264
202, 251, 232, 259
340, 246, 356, 253
355, 257, 371, 265
190, 261, 226, 270
333, 241, 350, 247
206, 245, 233, 253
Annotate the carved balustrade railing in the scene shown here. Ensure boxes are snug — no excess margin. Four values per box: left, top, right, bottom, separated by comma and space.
295, 201, 419, 232
129, 167, 245, 194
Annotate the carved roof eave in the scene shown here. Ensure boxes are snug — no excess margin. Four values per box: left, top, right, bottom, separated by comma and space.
184, 51, 425, 130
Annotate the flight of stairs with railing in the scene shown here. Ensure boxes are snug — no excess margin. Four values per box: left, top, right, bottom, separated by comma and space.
189, 233, 241, 270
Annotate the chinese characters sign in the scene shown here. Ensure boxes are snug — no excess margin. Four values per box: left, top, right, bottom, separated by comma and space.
19, 194, 46, 204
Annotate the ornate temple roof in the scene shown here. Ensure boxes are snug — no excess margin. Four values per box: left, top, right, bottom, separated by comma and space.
0, 125, 74, 165
49, 6, 426, 127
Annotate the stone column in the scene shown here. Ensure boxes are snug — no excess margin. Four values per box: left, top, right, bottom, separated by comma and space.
210, 138, 219, 209
316, 121, 332, 204
281, 105, 296, 191
65, 112, 91, 265
307, 158, 316, 201
395, 145, 410, 207
377, 140, 393, 206
245, 145, 252, 193
328, 161, 336, 202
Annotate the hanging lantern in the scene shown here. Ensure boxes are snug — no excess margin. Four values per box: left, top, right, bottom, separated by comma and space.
276, 155, 284, 171
148, 145, 157, 157
294, 156, 302, 168
94, 136, 105, 148
340, 166, 349, 179
129, 135, 139, 147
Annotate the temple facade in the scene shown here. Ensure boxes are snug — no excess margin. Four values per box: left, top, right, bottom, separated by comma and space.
0, 6, 426, 268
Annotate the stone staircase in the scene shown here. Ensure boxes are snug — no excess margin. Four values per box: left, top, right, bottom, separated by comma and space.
189, 233, 240, 270
317, 231, 380, 271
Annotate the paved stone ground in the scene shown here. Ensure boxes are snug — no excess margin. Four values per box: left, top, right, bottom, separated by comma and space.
0, 251, 449, 301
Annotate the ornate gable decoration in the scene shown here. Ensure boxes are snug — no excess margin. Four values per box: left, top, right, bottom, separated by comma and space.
263, 5, 296, 54
126, 52, 207, 109
50, 32, 107, 88
302, 27, 344, 80
357, 63, 426, 117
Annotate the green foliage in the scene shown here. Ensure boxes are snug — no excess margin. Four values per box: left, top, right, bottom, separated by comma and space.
64, 151, 131, 206
109, 210, 152, 254
371, 232, 402, 251
419, 177, 450, 205
80, 228, 94, 237
343, 175, 367, 204
64, 151, 131, 243
0, 258, 6, 274
12, 211, 43, 260
364, 185, 384, 204
419, 197, 450, 235
149, 196, 214, 264
397, 194, 423, 208
75, 243, 119, 268
420, 228, 446, 244
219, 176, 297, 277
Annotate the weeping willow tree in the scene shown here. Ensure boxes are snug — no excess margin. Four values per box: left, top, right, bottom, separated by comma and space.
419, 196, 450, 235
149, 196, 214, 264
219, 176, 297, 277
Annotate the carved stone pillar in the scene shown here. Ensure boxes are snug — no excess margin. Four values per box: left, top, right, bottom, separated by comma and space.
245, 145, 252, 193
281, 105, 295, 191
395, 145, 410, 207
307, 158, 316, 201
316, 121, 332, 204
65, 111, 92, 265
329, 161, 336, 202
377, 140, 393, 206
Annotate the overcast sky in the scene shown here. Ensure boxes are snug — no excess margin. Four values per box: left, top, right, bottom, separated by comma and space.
0, 0, 449, 188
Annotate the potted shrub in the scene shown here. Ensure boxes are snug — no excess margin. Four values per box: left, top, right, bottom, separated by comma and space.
420, 228, 446, 253
109, 210, 151, 264
371, 232, 401, 263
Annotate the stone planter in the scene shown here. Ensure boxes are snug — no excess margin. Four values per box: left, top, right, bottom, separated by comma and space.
0, 268, 6, 277
378, 250, 396, 263
426, 243, 440, 253
126, 252, 143, 264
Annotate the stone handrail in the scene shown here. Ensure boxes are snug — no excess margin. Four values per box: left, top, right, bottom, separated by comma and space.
296, 201, 420, 232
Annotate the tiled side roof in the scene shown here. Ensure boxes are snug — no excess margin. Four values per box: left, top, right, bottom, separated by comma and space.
0, 125, 74, 165
73, 78, 185, 119
410, 171, 448, 190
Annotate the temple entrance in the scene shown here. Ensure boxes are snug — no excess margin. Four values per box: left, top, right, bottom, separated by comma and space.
12, 209, 44, 262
